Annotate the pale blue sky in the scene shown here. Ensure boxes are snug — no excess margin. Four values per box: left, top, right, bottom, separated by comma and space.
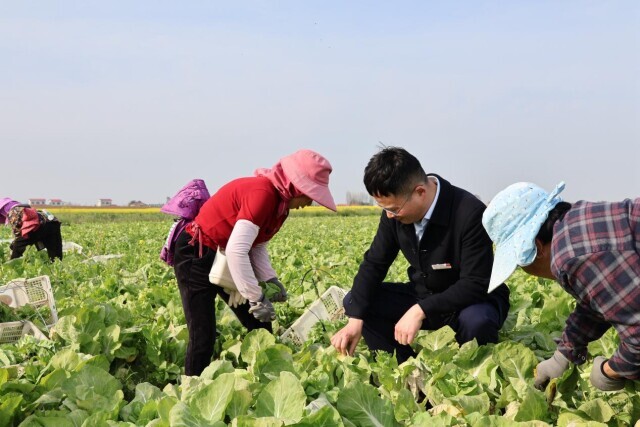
2, 1, 638, 205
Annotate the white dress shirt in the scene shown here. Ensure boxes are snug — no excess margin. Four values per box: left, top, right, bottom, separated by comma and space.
414, 176, 440, 243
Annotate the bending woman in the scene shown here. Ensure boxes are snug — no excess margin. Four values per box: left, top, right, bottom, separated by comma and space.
173, 149, 336, 376
0, 198, 63, 261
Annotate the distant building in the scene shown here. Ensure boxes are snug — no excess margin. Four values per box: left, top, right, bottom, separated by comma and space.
48, 199, 64, 206
28, 198, 46, 206
128, 200, 148, 207
97, 198, 113, 207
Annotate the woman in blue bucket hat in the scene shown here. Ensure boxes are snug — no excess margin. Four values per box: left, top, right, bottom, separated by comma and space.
483, 182, 640, 391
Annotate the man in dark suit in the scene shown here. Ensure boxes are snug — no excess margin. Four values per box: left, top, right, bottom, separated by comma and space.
330, 147, 510, 363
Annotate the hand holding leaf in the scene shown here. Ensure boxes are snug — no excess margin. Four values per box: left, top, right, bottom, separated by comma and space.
330, 318, 363, 356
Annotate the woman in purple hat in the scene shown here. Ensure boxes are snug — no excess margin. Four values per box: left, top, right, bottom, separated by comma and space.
0, 198, 63, 261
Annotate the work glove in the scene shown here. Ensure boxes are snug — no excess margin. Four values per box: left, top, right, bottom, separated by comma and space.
590, 356, 626, 391
249, 293, 276, 323
534, 350, 570, 390
224, 289, 247, 308
267, 277, 288, 303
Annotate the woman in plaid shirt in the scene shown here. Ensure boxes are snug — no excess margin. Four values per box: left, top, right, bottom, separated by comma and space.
482, 182, 639, 391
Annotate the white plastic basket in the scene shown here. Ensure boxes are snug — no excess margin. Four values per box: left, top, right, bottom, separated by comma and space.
62, 241, 83, 254
0, 276, 58, 327
280, 286, 347, 346
0, 321, 48, 344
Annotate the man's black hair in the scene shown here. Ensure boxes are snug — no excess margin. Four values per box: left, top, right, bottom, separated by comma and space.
536, 201, 572, 244
363, 147, 428, 197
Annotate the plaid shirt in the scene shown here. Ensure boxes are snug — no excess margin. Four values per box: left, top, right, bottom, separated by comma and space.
551, 198, 640, 379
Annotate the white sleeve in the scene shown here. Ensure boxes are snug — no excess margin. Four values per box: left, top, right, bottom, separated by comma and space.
225, 219, 263, 302
249, 242, 277, 282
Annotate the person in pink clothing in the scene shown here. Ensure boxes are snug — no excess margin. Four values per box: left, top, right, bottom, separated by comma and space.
0, 198, 63, 261
172, 149, 336, 376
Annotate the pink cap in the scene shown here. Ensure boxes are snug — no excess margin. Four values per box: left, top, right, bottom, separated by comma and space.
281, 150, 337, 211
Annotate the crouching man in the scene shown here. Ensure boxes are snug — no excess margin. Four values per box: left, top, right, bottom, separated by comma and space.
331, 147, 510, 363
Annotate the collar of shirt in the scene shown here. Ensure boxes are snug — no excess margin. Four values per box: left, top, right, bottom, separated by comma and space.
414, 176, 440, 242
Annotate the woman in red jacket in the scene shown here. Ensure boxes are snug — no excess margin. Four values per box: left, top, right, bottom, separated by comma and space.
173, 149, 336, 376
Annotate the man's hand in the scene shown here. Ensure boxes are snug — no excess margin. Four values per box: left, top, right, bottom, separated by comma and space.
266, 277, 288, 303
590, 356, 626, 391
330, 318, 363, 356
534, 350, 570, 390
394, 304, 426, 346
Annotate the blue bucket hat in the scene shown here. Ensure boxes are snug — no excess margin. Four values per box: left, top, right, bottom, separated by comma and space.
482, 181, 565, 293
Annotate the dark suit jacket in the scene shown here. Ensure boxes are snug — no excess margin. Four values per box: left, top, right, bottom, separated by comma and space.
344, 174, 509, 319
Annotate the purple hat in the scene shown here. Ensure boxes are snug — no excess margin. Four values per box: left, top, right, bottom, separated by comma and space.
161, 179, 210, 220
0, 198, 20, 224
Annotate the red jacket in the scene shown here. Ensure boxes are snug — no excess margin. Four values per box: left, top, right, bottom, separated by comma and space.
188, 177, 288, 250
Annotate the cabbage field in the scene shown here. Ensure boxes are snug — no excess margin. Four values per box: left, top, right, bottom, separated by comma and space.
0, 212, 638, 426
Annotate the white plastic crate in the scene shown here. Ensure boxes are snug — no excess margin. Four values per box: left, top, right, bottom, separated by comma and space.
62, 241, 83, 254
0, 321, 48, 344
0, 276, 58, 327
280, 286, 347, 346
